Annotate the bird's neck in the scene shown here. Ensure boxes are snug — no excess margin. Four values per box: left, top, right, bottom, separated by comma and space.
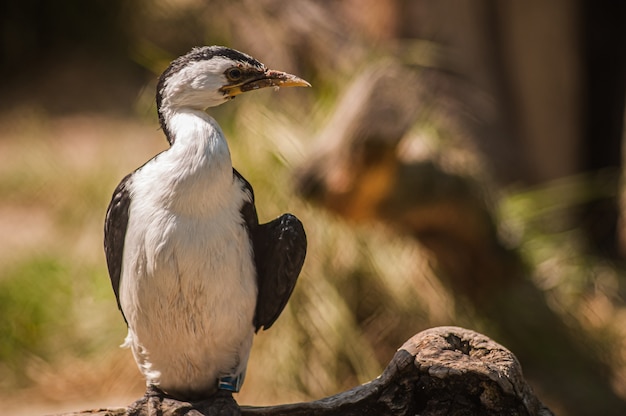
158, 107, 234, 214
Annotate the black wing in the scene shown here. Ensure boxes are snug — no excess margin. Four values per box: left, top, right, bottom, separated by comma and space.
235, 169, 307, 332
104, 173, 133, 324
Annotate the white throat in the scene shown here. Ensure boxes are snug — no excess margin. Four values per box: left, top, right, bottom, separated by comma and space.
157, 108, 234, 215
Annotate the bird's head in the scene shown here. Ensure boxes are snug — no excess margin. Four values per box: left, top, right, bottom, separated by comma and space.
157, 46, 310, 113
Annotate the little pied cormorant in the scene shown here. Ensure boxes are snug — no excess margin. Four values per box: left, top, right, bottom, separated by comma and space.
104, 46, 309, 400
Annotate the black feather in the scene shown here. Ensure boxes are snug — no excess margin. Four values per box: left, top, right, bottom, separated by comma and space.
104, 173, 132, 325
234, 169, 307, 332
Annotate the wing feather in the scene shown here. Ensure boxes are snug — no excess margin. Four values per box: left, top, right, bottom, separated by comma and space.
234, 169, 307, 332
103, 173, 132, 324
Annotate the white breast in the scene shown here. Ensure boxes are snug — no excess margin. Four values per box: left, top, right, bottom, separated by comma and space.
118, 110, 257, 397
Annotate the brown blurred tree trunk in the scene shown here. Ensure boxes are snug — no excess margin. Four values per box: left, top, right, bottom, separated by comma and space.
398, 0, 626, 257
578, 1, 626, 257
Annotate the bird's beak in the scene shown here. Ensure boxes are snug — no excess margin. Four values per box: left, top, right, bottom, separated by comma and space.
222, 70, 311, 98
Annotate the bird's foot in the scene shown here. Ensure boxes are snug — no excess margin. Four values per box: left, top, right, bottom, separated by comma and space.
192, 390, 241, 416
126, 385, 240, 416
126, 385, 165, 416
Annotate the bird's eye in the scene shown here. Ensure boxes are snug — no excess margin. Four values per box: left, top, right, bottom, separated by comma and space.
226, 68, 243, 81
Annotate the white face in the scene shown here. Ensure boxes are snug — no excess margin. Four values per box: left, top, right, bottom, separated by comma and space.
161, 57, 256, 110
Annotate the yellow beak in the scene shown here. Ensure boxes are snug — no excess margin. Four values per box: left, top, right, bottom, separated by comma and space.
222, 70, 311, 98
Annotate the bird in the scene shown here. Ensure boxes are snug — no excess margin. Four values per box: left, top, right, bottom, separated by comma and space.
103, 46, 309, 400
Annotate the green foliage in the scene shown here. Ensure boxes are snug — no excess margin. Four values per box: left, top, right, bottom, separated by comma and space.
0, 257, 74, 388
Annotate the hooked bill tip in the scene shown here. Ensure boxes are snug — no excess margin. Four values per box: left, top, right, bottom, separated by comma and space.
266, 70, 311, 88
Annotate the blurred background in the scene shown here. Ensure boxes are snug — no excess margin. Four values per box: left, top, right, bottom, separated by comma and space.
1, 1, 625, 415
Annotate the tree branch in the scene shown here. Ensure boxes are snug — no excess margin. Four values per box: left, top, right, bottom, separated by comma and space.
57, 326, 553, 416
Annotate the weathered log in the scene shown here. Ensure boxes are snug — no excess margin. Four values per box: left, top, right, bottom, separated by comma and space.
56, 326, 552, 416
